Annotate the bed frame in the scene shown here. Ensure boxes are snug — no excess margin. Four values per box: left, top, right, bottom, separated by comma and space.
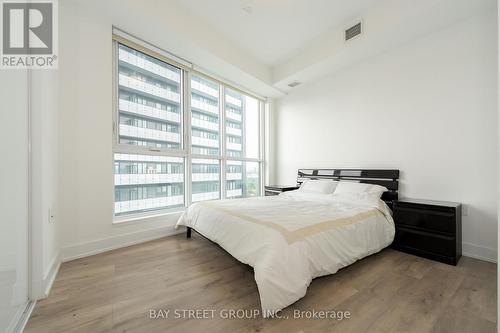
186, 168, 399, 238
297, 168, 400, 208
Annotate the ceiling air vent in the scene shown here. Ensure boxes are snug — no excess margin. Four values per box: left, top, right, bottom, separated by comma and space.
345, 22, 362, 41
288, 81, 301, 88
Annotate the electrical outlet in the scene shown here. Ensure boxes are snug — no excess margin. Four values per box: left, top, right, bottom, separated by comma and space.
49, 207, 55, 223
462, 204, 469, 217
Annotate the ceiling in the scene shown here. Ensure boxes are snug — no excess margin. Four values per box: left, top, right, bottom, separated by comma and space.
157, 0, 494, 97
174, 0, 379, 67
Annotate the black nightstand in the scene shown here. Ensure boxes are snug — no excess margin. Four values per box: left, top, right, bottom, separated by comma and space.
264, 185, 299, 196
392, 198, 462, 265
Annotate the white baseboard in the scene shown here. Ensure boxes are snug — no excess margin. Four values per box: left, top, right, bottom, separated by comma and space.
57, 228, 497, 270
61, 226, 185, 262
462, 242, 497, 263
42, 254, 61, 298
8, 300, 35, 333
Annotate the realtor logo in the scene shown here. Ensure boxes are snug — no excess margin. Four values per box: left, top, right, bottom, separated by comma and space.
1, 0, 58, 69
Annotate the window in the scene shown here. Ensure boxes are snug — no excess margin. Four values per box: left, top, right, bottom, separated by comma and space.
225, 87, 260, 159
116, 43, 183, 150
113, 34, 265, 219
191, 74, 220, 156
114, 154, 184, 215
226, 161, 261, 199
191, 158, 220, 202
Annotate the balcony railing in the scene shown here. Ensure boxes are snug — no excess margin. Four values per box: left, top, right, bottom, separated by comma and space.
226, 189, 243, 198
226, 142, 242, 151
115, 153, 182, 164
119, 124, 181, 143
226, 111, 242, 122
191, 80, 218, 98
115, 195, 184, 215
225, 127, 242, 136
192, 173, 219, 182
119, 99, 180, 123
191, 136, 219, 148
119, 48, 181, 83
114, 173, 184, 186
226, 173, 242, 180
225, 95, 242, 108
191, 118, 219, 132
191, 99, 219, 115
119, 74, 180, 104
192, 191, 219, 202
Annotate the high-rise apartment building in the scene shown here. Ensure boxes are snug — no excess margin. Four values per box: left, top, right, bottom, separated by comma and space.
190, 75, 222, 202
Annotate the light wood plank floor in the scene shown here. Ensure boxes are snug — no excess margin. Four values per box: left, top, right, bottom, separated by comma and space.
25, 233, 497, 333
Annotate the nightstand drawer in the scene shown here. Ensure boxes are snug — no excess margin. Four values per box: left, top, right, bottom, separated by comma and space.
393, 206, 455, 234
392, 198, 461, 265
394, 227, 456, 258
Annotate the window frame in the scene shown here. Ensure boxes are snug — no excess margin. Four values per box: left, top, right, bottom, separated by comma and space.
112, 36, 189, 158
112, 34, 265, 222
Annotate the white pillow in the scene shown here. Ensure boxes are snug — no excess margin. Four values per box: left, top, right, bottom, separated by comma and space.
333, 181, 387, 198
332, 192, 381, 207
299, 179, 338, 194
279, 190, 336, 202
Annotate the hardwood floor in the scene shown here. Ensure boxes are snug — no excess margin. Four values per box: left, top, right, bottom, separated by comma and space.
25, 233, 497, 333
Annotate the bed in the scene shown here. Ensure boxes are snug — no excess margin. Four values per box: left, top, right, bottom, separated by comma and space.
176, 168, 399, 316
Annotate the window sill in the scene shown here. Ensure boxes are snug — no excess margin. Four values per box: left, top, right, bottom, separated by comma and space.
113, 209, 185, 225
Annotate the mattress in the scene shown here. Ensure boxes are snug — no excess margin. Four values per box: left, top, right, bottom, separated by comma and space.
176, 191, 395, 316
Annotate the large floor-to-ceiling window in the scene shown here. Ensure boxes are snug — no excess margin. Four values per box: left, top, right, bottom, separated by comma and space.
112, 34, 265, 218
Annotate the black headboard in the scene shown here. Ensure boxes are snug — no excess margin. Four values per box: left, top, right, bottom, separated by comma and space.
297, 169, 400, 208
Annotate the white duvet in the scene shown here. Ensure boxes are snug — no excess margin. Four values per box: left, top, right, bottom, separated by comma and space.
176, 191, 395, 316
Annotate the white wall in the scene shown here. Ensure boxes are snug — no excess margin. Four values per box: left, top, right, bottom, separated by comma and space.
30, 69, 61, 298
274, 11, 498, 261
497, 0, 499, 325
56, 0, 184, 260
0, 70, 29, 332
